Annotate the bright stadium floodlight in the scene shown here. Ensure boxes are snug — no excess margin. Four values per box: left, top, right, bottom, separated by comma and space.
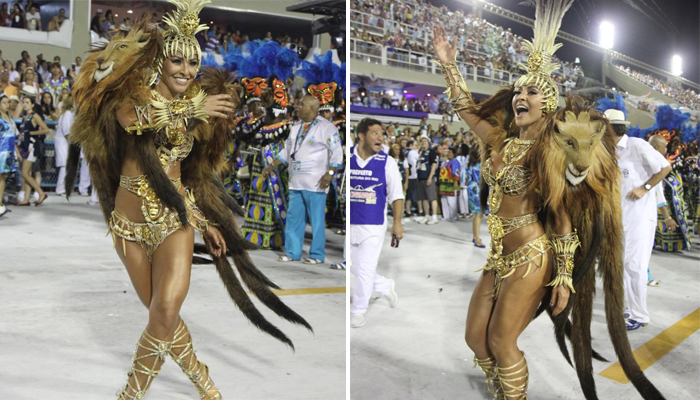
671, 55, 682, 76
599, 21, 614, 49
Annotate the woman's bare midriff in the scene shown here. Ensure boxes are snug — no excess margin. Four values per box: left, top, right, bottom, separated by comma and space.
114, 157, 186, 223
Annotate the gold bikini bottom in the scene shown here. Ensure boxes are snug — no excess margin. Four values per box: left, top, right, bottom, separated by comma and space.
478, 213, 550, 298
109, 175, 209, 260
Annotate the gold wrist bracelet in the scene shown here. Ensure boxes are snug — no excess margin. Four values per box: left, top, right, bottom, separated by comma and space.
434, 59, 474, 118
546, 230, 580, 293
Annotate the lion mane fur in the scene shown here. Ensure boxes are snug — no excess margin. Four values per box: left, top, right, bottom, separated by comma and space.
530, 96, 665, 399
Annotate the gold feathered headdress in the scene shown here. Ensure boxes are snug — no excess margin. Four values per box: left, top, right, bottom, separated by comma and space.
151, 0, 211, 84
514, 0, 574, 113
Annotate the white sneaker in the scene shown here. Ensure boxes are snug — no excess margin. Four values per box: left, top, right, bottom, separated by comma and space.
385, 279, 399, 308
426, 218, 438, 225
413, 216, 426, 223
0, 204, 7, 217
351, 313, 366, 328
402, 217, 412, 224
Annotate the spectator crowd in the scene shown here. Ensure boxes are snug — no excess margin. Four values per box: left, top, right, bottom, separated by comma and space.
616, 64, 700, 111
351, 0, 582, 88
1, 0, 68, 32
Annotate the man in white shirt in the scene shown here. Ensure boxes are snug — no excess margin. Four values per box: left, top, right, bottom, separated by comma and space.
262, 95, 343, 264
349, 118, 403, 328
26, 5, 42, 31
606, 109, 671, 331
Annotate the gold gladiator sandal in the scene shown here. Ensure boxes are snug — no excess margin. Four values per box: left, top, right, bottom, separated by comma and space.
116, 328, 171, 400
474, 355, 504, 399
168, 319, 222, 400
495, 353, 529, 399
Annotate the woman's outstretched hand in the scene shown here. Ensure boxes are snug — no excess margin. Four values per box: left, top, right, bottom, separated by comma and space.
431, 26, 458, 65
203, 94, 235, 119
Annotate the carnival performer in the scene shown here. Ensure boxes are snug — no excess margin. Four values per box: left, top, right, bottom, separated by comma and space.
648, 133, 691, 251
0, 93, 19, 217
240, 42, 298, 249
349, 118, 402, 328
64, 2, 311, 399
432, 0, 664, 398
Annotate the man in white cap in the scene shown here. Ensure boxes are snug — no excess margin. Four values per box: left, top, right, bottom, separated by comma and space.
606, 109, 672, 330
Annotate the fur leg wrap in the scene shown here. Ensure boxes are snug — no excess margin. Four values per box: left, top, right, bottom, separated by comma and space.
496, 352, 529, 399
168, 319, 222, 400
116, 328, 171, 400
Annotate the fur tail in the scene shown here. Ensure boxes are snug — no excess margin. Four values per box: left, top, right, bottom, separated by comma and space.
64, 144, 81, 199
571, 262, 598, 400
211, 255, 298, 349
213, 176, 245, 216
598, 197, 665, 399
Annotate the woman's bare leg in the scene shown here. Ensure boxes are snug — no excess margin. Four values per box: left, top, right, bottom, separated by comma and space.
472, 213, 483, 245
0, 174, 7, 206
465, 270, 497, 358
114, 226, 198, 398
487, 252, 552, 398
20, 161, 43, 202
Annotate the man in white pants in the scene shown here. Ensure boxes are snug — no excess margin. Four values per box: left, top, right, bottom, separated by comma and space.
350, 118, 403, 328
606, 109, 671, 331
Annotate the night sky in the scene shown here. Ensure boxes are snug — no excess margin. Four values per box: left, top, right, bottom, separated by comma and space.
428, 0, 700, 84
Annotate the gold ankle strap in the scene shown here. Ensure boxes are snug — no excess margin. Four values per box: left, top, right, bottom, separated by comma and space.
117, 329, 172, 400
168, 319, 221, 399
496, 353, 529, 399
474, 356, 501, 398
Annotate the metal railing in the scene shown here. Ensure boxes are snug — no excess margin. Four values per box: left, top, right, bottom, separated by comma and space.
351, 37, 526, 88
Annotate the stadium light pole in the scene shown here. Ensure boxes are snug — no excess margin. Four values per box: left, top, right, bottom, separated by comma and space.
599, 21, 614, 50
599, 21, 614, 87
671, 55, 682, 76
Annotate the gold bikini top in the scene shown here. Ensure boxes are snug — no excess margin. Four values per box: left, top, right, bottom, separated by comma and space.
151, 89, 195, 171
483, 138, 534, 213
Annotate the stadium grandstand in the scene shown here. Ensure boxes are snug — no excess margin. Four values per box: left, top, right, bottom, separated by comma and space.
350, 0, 700, 130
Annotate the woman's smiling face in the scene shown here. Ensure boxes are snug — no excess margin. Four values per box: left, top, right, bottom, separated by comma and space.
512, 85, 546, 128
160, 51, 199, 96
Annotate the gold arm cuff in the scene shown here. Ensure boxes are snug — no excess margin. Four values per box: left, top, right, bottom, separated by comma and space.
125, 104, 155, 135
434, 60, 474, 118
545, 231, 580, 293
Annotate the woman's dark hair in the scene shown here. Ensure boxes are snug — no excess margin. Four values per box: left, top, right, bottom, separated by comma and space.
471, 85, 518, 136
459, 143, 469, 158
612, 124, 627, 136
468, 143, 480, 167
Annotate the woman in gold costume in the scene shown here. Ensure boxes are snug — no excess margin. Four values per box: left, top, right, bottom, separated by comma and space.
432, 1, 665, 399
65, 1, 311, 399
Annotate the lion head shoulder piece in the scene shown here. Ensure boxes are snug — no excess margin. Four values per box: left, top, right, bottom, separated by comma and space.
151, 0, 211, 85
514, 0, 574, 113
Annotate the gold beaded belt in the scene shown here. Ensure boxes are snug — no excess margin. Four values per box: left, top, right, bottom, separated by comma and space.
478, 212, 548, 298
478, 235, 550, 299
110, 175, 209, 260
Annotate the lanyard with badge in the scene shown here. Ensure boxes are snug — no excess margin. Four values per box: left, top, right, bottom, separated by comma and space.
290, 119, 318, 168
